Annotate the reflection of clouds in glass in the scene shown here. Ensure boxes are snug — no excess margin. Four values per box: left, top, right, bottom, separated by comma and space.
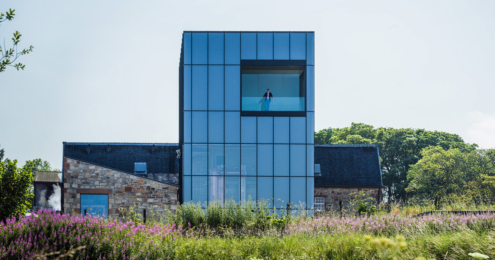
48, 184, 61, 211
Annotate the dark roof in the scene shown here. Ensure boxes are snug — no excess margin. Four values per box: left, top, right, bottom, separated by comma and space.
314, 145, 383, 187
63, 142, 179, 176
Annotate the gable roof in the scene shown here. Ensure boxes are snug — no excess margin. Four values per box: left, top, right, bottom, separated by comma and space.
314, 145, 383, 187
63, 143, 179, 185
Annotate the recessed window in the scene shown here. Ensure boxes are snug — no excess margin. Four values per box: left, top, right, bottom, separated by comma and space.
81, 194, 108, 218
315, 197, 325, 211
241, 65, 305, 112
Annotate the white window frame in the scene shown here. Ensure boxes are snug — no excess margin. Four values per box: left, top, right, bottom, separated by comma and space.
314, 197, 325, 212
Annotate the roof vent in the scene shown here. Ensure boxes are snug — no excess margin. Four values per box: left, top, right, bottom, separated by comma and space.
315, 164, 321, 177
134, 162, 147, 175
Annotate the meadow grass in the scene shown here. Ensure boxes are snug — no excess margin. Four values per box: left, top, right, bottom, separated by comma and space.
2, 200, 495, 259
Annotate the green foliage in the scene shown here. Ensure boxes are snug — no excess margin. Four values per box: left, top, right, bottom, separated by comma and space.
406, 147, 495, 204
31, 158, 60, 172
0, 147, 4, 161
0, 159, 34, 221
350, 191, 377, 216
0, 8, 34, 72
315, 123, 477, 202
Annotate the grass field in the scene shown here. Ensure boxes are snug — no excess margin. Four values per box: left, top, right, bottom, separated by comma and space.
2, 200, 495, 259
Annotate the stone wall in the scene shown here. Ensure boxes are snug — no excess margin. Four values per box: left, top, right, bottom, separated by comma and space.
63, 158, 178, 219
315, 187, 381, 211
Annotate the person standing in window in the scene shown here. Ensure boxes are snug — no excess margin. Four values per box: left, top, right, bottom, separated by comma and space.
263, 89, 273, 111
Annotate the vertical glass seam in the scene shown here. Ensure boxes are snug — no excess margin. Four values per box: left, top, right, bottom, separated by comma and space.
206, 34, 209, 205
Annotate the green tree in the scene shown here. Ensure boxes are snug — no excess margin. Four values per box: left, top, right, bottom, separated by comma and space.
315, 123, 476, 202
0, 159, 34, 221
0, 147, 4, 161
1, 8, 34, 72
31, 158, 60, 172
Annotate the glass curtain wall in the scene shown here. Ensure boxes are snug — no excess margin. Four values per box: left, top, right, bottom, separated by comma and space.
181, 31, 315, 210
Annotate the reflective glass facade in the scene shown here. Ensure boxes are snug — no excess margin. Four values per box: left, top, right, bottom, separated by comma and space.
180, 31, 315, 210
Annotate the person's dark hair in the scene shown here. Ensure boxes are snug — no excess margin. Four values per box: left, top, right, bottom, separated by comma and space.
267, 89, 270, 91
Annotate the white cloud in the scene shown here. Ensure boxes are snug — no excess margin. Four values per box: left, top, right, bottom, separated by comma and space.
467, 112, 495, 149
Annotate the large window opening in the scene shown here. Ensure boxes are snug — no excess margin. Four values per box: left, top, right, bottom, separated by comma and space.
242, 65, 305, 112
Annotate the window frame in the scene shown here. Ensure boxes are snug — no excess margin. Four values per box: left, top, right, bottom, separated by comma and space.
314, 196, 325, 212
240, 60, 307, 117
80, 193, 109, 218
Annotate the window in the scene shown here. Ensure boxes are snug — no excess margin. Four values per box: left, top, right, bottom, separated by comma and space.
315, 197, 325, 212
134, 162, 147, 175
241, 65, 305, 112
81, 194, 108, 218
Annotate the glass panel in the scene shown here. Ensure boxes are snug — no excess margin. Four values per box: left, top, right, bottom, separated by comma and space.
307, 112, 314, 144
184, 111, 191, 143
258, 177, 273, 207
274, 33, 289, 60
192, 32, 207, 64
257, 32, 273, 60
274, 145, 289, 176
209, 144, 224, 176
274, 177, 289, 208
192, 144, 207, 176
208, 112, 224, 143
184, 65, 191, 110
208, 65, 224, 110
192, 176, 207, 206
183, 176, 191, 202
306, 66, 314, 112
307, 145, 314, 177
241, 66, 305, 111
274, 117, 289, 143
225, 112, 240, 143
290, 33, 306, 60
183, 144, 191, 175
183, 33, 191, 65
290, 177, 306, 207
225, 33, 240, 65
307, 32, 314, 65
241, 176, 256, 202
241, 144, 256, 176
241, 33, 256, 60
257, 117, 273, 143
192, 65, 207, 110
290, 117, 306, 143
241, 117, 256, 143
225, 66, 240, 110
225, 144, 240, 175
209, 176, 224, 204
290, 145, 306, 176
208, 32, 224, 64
225, 176, 240, 203
258, 144, 273, 176
307, 177, 314, 210
192, 111, 207, 143
81, 194, 108, 218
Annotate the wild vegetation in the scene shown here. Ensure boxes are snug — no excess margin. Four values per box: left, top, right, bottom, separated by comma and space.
315, 123, 495, 204
2, 200, 495, 260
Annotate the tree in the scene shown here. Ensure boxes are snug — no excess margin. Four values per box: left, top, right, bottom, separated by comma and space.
31, 158, 60, 172
0, 147, 4, 161
406, 147, 495, 204
0, 159, 34, 221
1, 8, 34, 72
315, 123, 477, 202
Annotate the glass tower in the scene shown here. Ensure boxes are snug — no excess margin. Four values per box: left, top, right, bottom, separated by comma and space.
179, 31, 315, 210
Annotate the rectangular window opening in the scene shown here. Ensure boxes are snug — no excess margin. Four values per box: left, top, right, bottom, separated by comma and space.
315, 197, 325, 212
241, 65, 306, 115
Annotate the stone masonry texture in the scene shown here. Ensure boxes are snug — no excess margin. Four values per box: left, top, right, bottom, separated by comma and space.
63, 158, 178, 219
315, 187, 381, 210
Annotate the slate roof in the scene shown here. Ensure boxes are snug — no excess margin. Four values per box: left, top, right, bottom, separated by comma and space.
314, 145, 383, 187
63, 143, 179, 184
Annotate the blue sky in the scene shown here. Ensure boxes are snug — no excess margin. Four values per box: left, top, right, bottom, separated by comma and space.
1, 0, 495, 169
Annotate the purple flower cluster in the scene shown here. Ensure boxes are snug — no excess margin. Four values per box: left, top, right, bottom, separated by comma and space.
287, 213, 495, 236
0, 209, 182, 260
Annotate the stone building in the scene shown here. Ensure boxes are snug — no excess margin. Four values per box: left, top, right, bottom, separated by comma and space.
314, 145, 383, 211
61, 31, 383, 217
